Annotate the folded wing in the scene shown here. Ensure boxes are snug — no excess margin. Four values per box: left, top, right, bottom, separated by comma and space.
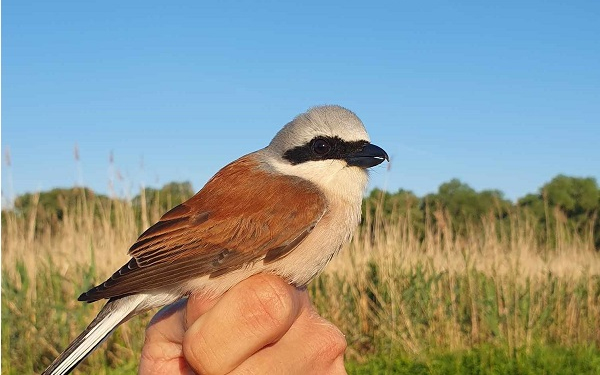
79, 155, 326, 302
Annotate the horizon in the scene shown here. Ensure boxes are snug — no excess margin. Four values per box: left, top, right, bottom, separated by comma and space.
3, 168, 596, 207
3, 1, 600, 206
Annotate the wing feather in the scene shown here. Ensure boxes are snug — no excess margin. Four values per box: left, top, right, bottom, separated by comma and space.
79, 155, 326, 302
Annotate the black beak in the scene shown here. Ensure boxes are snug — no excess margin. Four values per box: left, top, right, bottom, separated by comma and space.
346, 143, 389, 168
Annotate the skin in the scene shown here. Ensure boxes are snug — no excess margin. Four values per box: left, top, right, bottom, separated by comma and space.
139, 274, 348, 375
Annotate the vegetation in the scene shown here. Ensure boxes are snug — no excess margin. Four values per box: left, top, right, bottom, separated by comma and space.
363, 175, 600, 248
2, 175, 599, 374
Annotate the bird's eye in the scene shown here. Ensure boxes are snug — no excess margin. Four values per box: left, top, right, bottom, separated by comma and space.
312, 139, 331, 155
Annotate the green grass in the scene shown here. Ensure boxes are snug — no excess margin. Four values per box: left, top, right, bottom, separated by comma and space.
347, 345, 600, 375
3, 257, 599, 374
1, 260, 150, 375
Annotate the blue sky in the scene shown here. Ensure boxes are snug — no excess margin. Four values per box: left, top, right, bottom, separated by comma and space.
3, 1, 599, 205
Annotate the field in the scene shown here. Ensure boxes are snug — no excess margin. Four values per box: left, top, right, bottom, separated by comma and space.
2, 188, 600, 374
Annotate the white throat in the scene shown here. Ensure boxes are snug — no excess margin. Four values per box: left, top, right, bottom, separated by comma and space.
265, 154, 368, 208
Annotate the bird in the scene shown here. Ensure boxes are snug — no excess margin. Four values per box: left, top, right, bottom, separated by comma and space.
42, 105, 388, 375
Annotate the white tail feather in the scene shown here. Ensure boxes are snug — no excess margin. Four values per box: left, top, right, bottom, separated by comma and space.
42, 295, 145, 375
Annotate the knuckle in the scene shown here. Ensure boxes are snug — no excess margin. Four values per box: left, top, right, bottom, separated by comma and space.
144, 314, 166, 341
239, 276, 295, 333
315, 323, 347, 360
182, 328, 218, 375
326, 356, 348, 375
143, 322, 157, 342
142, 321, 171, 350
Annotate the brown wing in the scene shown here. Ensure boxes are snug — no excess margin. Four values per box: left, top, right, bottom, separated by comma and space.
79, 155, 326, 302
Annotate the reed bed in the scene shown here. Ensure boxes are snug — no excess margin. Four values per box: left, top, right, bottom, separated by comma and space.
2, 189, 599, 374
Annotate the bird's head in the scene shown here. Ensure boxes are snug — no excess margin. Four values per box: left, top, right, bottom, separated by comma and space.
265, 105, 388, 200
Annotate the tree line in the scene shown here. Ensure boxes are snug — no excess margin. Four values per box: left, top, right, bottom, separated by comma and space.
363, 175, 599, 249
4, 175, 599, 249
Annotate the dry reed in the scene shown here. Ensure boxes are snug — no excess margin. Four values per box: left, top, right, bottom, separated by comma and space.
2, 188, 599, 374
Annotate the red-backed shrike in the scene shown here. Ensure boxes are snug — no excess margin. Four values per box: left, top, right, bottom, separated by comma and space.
43, 105, 388, 375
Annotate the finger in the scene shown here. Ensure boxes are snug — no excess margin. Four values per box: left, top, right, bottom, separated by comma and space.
182, 274, 303, 375
185, 292, 220, 329
231, 302, 348, 375
147, 299, 187, 342
140, 300, 189, 375
142, 291, 222, 346
140, 293, 223, 375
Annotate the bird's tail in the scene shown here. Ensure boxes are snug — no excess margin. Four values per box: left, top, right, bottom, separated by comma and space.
42, 294, 145, 375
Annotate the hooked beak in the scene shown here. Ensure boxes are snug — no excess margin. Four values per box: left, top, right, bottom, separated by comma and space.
346, 143, 389, 168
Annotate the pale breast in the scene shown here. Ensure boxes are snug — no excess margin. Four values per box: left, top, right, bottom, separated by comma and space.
184, 154, 368, 297
266, 199, 361, 286
263, 168, 366, 285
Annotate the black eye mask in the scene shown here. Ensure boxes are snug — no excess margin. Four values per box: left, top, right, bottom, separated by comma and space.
283, 136, 370, 165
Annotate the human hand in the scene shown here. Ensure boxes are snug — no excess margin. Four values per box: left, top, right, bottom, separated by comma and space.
139, 274, 347, 374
